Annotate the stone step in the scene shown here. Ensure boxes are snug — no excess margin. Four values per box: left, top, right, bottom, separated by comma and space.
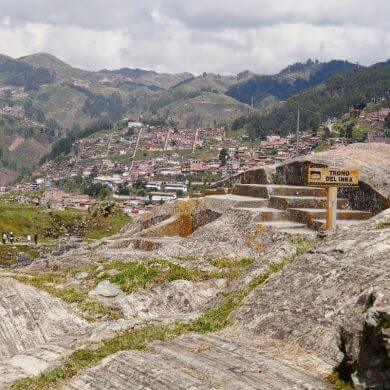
279, 227, 317, 237
207, 194, 269, 208
289, 208, 372, 225
130, 237, 184, 251
232, 184, 327, 199
235, 207, 290, 222
309, 219, 367, 231
257, 221, 317, 236
269, 195, 349, 210
203, 187, 229, 196
270, 185, 327, 197
231, 184, 270, 198
258, 220, 308, 229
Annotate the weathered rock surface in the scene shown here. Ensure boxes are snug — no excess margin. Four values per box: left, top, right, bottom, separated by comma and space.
3, 146, 389, 388
0, 277, 88, 359
66, 333, 331, 390
89, 280, 123, 298
115, 279, 227, 320
0, 276, 91, 386
235, 209, 390, 388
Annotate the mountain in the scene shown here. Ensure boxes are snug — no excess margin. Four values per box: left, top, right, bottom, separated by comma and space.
231, 61, 390, 137
0, 52, 388, 182
0, 54, 55, 90
100, 67, 193, 90
226, 59, 359, 107
18, 53, 95, 82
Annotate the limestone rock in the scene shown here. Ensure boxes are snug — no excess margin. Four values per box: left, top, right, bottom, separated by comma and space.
116, 278, 227, 320
89, 280, 123, 298
66, 333, 331, 390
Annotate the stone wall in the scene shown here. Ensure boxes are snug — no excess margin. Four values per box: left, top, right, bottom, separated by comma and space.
275, 160, 388, 214
210, 166, 275, 188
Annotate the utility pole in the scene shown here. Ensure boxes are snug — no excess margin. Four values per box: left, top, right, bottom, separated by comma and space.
192, 128, 199, 155
296, 104, 300, 156
130, 127, 143, 176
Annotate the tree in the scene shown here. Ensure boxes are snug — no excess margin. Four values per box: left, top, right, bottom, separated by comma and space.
309, 118, 320, 135
218, 148, 229, 166
345, 121, 354, 139
116, 183, 129, 195
385, 113, 390, 130
83, 183, 112, 199
35, 109, 46, 123
384, 113, 390, 137
23, 99, 33, 118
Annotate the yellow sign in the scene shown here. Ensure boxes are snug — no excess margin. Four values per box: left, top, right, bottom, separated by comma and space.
308, 168, 359, 186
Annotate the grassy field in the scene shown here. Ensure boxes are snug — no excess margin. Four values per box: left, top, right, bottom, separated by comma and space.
0, 201, 132, 266
0, 202, 132, 239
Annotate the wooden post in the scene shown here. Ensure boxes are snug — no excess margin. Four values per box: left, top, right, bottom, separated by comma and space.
326, 186, 337, 230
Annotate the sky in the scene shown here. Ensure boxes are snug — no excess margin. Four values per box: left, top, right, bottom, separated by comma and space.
0, 0, 389, 75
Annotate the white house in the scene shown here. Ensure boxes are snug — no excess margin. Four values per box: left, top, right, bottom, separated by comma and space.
165, 183, 187, 193
149, 192, 177, 202
146, 182, 162, 191
128, 121, 143, 128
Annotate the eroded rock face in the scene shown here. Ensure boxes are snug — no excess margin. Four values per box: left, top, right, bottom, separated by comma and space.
66, 333, 331, 390
0, 276, 91, 386
116, 279, 227, 320
234, 209, 390, 387
0, 277, 88, 359
351, 287, 390, 389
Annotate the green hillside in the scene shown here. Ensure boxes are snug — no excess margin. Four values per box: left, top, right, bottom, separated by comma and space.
227, 59, 358, 107
19, 53, 95, 82
231, 61, 390, 137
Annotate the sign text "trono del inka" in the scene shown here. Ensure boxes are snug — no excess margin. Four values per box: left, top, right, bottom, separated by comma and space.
308, 168, 359, 187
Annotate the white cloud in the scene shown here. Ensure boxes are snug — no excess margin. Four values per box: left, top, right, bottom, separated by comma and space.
0, 1, 388, 74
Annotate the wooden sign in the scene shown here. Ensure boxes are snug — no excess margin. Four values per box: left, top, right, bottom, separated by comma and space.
308, 168, 359, 187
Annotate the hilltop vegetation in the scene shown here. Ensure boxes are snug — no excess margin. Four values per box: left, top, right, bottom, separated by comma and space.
0, 54, 54, 91
232, 61, 390, 137
227, 59, 358, 107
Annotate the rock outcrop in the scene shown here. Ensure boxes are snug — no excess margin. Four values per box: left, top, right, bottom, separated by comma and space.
1, 144, 389, 389
235, 209, 390, 388
66, 334, 331, 390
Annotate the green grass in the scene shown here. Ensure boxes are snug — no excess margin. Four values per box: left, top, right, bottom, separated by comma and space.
375, 221, 390, 229
0, 200, 132, 242
313, 142, 328, 153
0, 245, 41, 267
0, 202, 84, 237
14, 273, 121, 321
96, 258, 254, 294
326, 371, 353, 390
85, 214, 132, 240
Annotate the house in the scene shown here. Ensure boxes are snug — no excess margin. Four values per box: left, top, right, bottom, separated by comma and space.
149, 192, 177, 202
146, 182, 162, 191
165, 183, 187, 193
128, 121, 143, 128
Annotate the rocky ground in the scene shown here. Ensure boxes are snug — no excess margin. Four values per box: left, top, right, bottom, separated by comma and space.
0, 147, 389, 389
